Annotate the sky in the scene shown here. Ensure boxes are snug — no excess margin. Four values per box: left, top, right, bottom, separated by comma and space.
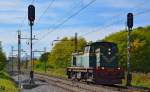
0, 0, 150, 57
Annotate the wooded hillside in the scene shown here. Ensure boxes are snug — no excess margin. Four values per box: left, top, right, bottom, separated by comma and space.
102, 26, 150, 72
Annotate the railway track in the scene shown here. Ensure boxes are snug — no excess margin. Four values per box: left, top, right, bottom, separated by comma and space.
9, 71, 150, 92
34, 73, 150, 92
35, 74, 108, 92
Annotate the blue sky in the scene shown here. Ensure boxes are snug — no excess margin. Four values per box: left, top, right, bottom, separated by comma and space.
0, 0, 150, 57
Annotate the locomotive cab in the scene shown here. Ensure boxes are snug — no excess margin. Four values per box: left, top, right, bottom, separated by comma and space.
93, 42, 124, 84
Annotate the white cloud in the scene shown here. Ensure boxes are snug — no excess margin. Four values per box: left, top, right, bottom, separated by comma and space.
0, 0, 149, 56
0, 0, 20, 7
83, 25, 124, 41
96, 0, 134, 8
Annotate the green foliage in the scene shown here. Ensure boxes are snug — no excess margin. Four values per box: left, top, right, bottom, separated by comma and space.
35, 68, 67, 78
0, 71, 19, 92
131, 73, 150, 88
0, 44, 18, 91
39, 52, 50, 62
0, 45, 6, 71
102, 26, 150, 72
48, 37, 86, 68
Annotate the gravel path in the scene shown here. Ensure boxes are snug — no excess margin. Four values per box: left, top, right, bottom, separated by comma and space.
10, 72, 119, 92
11, 73, 68, 92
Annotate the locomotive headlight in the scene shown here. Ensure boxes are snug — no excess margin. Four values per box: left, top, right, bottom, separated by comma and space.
108, 52, 111, 55
118, 67, 120, 70
101, 67, 105, 70
108, 48, 111, 55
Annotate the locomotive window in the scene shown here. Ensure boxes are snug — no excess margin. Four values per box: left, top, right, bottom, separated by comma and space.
90, 46, 95, 53
73, 56, 76, 66
84, 46, 90, 53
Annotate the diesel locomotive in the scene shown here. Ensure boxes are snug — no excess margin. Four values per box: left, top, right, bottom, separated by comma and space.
67, 42, 124, 84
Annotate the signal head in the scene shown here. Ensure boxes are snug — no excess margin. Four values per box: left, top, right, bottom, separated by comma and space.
28, 5, 35, 22
127, 13, 133, 28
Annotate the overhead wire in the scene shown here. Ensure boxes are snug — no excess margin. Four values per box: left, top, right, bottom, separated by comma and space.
17, 0, 36, 55
20, 0, 55, 53
32, 0, 85, 50
34, 0, 96, 45
33, 0, 150, 53
80, 0, 150, 37
19, 0, 36, 30
9, 0, 35, 47
35, 0, 56, 25
34, 0, 84, 44
81, 9, 150, 37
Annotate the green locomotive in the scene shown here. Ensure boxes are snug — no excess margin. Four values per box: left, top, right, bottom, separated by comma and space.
67, 42, 124, 84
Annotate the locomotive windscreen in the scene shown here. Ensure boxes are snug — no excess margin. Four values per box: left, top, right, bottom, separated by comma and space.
84, 46, 90, 53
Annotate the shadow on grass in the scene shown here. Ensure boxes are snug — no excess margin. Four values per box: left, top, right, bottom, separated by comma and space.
22, 83, 47, 89
0, 71, 18, 88
0, 72, 10, 80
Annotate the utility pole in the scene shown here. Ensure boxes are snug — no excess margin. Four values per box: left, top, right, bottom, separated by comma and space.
75, 32, 78, 52
11, 46, 14, 72
11, 47, 18, 73
28, 5, 35, 84
18, 30, 21, 88
32, 48, 46, 72
44, 48, 47, 73
127, 13, 133, 86
52, 33, 78, 53
19, 35, 37, 71
25, 53, 28, 69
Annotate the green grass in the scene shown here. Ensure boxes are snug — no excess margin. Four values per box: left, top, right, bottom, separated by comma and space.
122, 72, 150, 89
34, 62, 67, 78
131, 73, 150, 88
35, 68, 67, 78
0, 71, 19, 92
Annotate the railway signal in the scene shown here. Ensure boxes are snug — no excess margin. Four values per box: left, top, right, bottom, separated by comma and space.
28, 5, 35, 23
28, 4, 35, 84
127, 13, 133, 29
127, 13, 133, 86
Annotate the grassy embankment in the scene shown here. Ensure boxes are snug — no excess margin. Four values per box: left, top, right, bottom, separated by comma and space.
35, 67, 67, 78
0, 70, 19, 92
121, 73, 150, 89
34, 61, 67, 78
131, 73, 150, 88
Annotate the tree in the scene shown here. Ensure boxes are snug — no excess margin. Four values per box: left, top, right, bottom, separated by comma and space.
0, 43, 6, 71
48, 37, 87, 68
102, 26, 150, 72
39, 52, 50, 62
